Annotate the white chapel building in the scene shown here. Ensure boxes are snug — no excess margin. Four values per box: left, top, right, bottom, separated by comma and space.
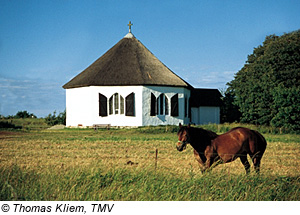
63, 23, 222, 127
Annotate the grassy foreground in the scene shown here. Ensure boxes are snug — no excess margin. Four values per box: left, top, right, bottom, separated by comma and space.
1, 124, 300, 200
1, 165, 299, 201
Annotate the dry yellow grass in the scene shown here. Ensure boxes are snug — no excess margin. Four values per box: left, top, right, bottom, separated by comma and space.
1, 129, 299, 177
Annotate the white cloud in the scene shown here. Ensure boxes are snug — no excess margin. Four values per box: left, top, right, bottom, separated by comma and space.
0, 77, 65, 117
174, 65, 237, 89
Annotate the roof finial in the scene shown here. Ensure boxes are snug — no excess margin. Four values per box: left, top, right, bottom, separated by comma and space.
128, 21, 133, 33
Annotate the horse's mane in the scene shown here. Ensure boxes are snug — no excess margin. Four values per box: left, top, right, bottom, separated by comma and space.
199, 127, 218, 140
178, 126, 218, 142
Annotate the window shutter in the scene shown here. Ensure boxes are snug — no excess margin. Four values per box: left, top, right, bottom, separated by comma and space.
99, 93, 107, 117
159, 94, 164, 115
156, 97, 159, 115
165, 96, 169, 115
125, 93, 135, 116
120, 96, 124, 115
171, 94, 179, 117
150, 93, 156, 116
109, 96, 113, 115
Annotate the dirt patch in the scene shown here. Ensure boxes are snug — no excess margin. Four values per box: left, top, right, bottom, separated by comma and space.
0, 131, 25, 139
48, 124, 65, 130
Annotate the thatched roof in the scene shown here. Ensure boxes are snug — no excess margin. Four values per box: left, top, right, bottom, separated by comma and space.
63, 33, 191, 89
190, 88, 223, 107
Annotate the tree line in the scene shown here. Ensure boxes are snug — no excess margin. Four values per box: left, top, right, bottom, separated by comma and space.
1, 110, 66, 126
222, 30, 300, 132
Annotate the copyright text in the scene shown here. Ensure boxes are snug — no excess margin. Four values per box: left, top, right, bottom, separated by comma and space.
1, 203, 115, 213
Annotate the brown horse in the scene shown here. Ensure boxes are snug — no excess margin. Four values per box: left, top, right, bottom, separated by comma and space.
176, 124, 267, 174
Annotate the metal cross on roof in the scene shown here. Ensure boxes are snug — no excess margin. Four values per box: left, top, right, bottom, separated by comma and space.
128, 21, 133, 33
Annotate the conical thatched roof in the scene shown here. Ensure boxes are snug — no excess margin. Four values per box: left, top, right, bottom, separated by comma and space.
63, 33, 191, 89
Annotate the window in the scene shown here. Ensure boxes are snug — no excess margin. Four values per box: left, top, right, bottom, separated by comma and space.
158, 94, 169, 115
125, 93, 135, 116
99, 93, 107, 117
159, 94, 164, 115
151, 93, 169, 116
171, 94, 179, 117
109, 93, 125, 115
114, 93, 119, 114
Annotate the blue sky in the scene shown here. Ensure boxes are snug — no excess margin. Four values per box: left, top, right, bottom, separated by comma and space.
1, 0, 299, 117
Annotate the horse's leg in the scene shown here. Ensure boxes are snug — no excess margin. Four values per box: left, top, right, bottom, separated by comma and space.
193, 150, 206, 173
201, 156, 212, 173
197, 162, 206, 173
203, 153, 220, 173
240, 155, 251, 174
251, 154, 261, 173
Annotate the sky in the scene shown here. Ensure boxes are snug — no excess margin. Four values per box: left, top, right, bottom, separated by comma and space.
0, 0, 299, 117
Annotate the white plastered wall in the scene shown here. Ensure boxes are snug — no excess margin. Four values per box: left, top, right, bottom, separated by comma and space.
66, 86, 143, 127
142, 86, 191, 126
66, 85, 191, 127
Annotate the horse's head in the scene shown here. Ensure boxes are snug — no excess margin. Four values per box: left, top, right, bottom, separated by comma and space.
176, 123, 191, 152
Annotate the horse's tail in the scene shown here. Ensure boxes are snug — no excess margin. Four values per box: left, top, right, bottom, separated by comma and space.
251, 130, 267, 157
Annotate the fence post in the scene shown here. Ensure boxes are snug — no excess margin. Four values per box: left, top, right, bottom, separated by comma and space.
155, 148, 158, 170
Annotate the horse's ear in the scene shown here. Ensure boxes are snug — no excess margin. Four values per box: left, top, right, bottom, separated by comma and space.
187, 123, 191, 128
179, 123, 182, 128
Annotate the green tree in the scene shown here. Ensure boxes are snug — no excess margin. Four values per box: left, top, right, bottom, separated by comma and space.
227, 30, 300, 131
271, 86, 300, 131
15, 111, 36, 119
220, 89, 241, 123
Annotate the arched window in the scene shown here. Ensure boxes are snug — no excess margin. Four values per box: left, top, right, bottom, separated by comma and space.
109, 93, 125, 115
151, 93, 169, 116
157, 94, 163, 115
114, 93, 119, 114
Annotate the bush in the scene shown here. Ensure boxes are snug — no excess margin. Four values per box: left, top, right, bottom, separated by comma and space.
45, 110, 66, 126
0, 121, 22, 129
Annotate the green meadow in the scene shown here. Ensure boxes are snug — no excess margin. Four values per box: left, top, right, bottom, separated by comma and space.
1, 121, 299, 200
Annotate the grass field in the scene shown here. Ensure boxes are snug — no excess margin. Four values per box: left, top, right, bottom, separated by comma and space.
0, 122, 299, 200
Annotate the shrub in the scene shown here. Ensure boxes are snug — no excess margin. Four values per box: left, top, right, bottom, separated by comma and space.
45, 110, 66, 126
